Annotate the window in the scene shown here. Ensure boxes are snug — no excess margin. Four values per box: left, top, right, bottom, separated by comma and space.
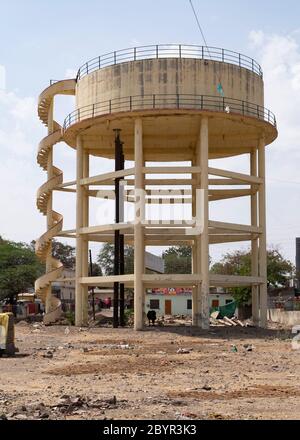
150, 299, 160, 310
187, 299, 192, 310
226, 299, 233, 304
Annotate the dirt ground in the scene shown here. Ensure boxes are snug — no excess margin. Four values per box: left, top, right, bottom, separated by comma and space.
0, 321, 299, 420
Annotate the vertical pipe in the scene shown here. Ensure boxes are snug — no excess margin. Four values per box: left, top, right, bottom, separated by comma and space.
81, 151, 89, 326
134, 118, 145, 331
120, 150, 125, 327
120, 233, 125, 326
199, 117, 210, 330
113, 131, 123, 328
75, 135, 84, 327
258, 137, 268, 328
113, 241, 120, 328
251, 150, 259, 325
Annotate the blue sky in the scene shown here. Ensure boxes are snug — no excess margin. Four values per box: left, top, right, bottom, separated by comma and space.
1, 0, 300, 95
1, 0, 300, 264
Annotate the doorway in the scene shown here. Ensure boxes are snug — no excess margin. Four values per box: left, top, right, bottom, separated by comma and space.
165, 299, 172, 315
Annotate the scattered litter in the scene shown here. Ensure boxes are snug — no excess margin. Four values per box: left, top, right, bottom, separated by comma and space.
182, 412, 199, 419
244, 319, 255, 328
211, 311, 221, 320
16, 321, 29, 327
202, 385, 212, 391
51, 395, 123, 415
81, 347, 93, 353
78, 328, 90, 333
102, 344, 134, 350
43, 351, 54, 359
177, 348, 191, 354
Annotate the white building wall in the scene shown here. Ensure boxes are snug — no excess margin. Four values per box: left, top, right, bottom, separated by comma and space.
145, 293, 234, 316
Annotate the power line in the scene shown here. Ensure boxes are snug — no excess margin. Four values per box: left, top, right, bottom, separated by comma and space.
188, 0, 211, 58
188, 0, 224, 96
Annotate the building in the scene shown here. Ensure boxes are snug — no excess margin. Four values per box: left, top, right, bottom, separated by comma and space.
35, 44, 278, 329
145, 288, 234, 317
145, 252, 164, 274
51, 253, 164, 311
296, 238, 300, 278
52, 269, 75, 312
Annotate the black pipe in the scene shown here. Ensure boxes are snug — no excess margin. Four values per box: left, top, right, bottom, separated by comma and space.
113, 130, 123, 328
119, 150, 125, 326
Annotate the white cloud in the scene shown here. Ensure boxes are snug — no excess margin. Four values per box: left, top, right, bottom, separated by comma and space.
249, 30, 265, 48
0, 65, 5, 90
0, 89, 39, 158
247, 30, 300, 262
249, 31, 300, 157
210, 31, 300, 264
0, 81, 45, 243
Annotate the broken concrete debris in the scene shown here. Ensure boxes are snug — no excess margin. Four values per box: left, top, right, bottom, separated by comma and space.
210, 313, 253, 328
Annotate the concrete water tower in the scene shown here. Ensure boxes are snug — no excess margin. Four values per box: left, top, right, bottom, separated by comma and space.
35, 44, 277, 329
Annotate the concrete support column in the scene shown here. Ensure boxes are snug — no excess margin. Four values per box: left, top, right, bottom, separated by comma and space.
81, 151, 90, 326
251, 149, 259, 325
191, 243, 198, 325
45, 99, 54, 313
75, 135, 84, 327
199, 117, 210, 329
258, 137, 268, 328
134, 118, 145, 331
192, 156, 201, 327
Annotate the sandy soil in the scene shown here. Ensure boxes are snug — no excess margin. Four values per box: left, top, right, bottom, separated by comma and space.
0, 322, 299, 420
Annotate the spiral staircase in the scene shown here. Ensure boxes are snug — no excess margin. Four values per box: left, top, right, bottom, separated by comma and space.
35, 79, 76, 324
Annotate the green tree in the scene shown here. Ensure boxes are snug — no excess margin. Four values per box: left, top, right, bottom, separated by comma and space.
267, 249, 295, 286
31, 239, 76, 269
0, 237, 44, 302
97, 243, 134, 275
210, 248, 295, 305
52, 240, 76, 269
163, 246, 192, 274
89, 262, 103, 277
